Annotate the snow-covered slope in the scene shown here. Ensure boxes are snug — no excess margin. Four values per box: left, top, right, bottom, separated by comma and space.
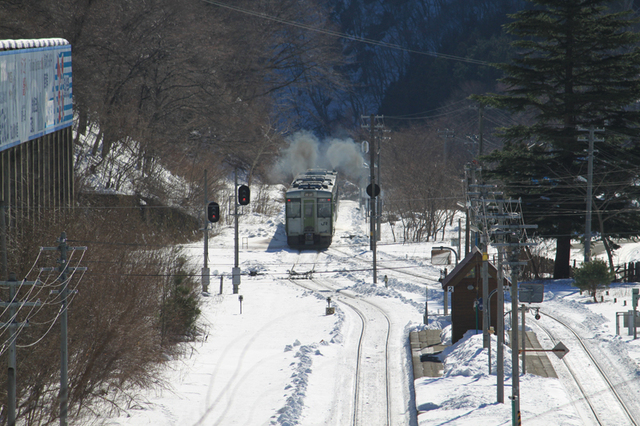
97, 197, 640, 426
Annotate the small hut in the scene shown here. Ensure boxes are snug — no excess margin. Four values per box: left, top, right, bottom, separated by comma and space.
441, 247, 510, 343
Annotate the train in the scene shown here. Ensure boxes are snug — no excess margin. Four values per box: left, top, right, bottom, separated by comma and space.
285, 169, 339, 249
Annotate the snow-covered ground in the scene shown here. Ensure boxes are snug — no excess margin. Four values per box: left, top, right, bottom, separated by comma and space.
96, 194, 640, 426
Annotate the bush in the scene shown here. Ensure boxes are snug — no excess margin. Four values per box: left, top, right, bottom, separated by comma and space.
573, 260, 614, 303
3, 198, 201, 424
161, 256, 202, 343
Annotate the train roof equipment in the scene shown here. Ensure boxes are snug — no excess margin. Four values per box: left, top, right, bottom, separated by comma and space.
289, 169, 337, 191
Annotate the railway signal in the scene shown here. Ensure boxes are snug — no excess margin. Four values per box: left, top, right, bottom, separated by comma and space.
207, 201, 220, 223
366, 183, 380, 198
238, 185, 250, 205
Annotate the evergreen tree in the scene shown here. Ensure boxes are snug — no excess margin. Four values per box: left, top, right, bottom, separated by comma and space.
474, 0, 640, 278
573, 259, 614, 302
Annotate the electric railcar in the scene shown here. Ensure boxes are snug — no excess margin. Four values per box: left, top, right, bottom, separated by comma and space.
285, 169, 339, 248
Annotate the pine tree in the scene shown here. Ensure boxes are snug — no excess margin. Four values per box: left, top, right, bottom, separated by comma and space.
474, 0, 640, 278
573, 259, 614, 302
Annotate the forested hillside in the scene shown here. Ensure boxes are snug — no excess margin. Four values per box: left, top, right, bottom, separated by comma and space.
0, 1, 529, 179
5, 0, 640, 271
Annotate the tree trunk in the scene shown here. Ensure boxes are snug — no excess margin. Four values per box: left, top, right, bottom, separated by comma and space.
525, 246, 540, 280
554, 235, 572, 278
595, 208, 616, 274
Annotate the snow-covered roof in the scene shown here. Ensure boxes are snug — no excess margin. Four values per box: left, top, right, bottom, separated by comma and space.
440, 246, 511, 288
0, 38, 69, 51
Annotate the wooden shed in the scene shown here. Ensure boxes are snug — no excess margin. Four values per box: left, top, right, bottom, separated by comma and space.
441, 247, 510, 344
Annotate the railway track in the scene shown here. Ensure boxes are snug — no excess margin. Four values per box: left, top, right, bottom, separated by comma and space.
286, 251, 394, 426
326, 246, 438, 283
535, 310, 639, 426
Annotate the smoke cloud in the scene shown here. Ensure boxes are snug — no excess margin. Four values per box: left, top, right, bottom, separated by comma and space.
272, 131, 367, 184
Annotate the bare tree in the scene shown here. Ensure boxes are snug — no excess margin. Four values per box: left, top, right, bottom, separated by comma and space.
383, 124, 462, 243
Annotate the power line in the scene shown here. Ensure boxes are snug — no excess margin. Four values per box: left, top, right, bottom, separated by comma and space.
202, 0, 490, 66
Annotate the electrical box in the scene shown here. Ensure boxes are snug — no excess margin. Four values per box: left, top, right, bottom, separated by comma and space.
519, 283, 544, 303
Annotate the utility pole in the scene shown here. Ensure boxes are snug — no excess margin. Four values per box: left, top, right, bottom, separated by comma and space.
438, 129, 454, 165
478, 104, 485, 157
375, 119, 389, 243
202, 169, 210, 293
496, 202, 505, 404
232, 169, 241, 294
578, 126, 604, 263
361, 114, 385, 284
521, 304, 526, 374
494, 218, 537, 423
1, 200, 6, 281
482, 232, 489, 350
376, 128, 382, 243
478, 196, 535, 406
42, 232, 86, 426
470, 102, 491, 158
0, 273, 41, 426
509, 246, 520, 424
469, 182, 497, 350
370, 114, 377, 283
464, 164, 481, 256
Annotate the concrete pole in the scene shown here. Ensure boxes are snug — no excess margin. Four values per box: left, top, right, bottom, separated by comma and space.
59, 232, 69, 426
8, 272, 16, 426
202, 169, 209, 293
497, 201, 505, 403
521, 304, 526, 374
478, 104, 484, 157
585, 127, 594, 263
580, 125, 603, 263
511, 249, 520, 425
376, 128, 382, 242
482, 244, 489, 349
370, 114, 377, 284
497, 246, 504, 403
481, 189, 489, 351
1, 200, 6, 281
458, 218, 462, 264
634, 288, 638, 340
233, 170, 240, 293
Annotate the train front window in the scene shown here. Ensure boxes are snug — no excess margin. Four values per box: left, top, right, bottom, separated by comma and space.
286, 199, 301, 218
317, 200, 332, 218
304, 202, 314, 217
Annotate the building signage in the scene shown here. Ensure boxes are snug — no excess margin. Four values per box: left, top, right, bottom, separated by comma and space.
0, 40, 72, 152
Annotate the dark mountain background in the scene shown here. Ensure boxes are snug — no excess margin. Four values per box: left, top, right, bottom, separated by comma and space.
0, 1, 525, 164
2, 0, 640, 187
328, 0, 526, 120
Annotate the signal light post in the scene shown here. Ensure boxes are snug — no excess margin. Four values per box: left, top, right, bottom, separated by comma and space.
207, 202, 220, 223
203, 169, 222, 294
202, 170, 211, 293
238, 185, 250, 206
232, 171, 250, 294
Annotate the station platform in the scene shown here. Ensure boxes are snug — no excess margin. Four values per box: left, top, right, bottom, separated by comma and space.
410, 330, 447, 379
410, 330, 557, 379
515, 331, 558, 378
